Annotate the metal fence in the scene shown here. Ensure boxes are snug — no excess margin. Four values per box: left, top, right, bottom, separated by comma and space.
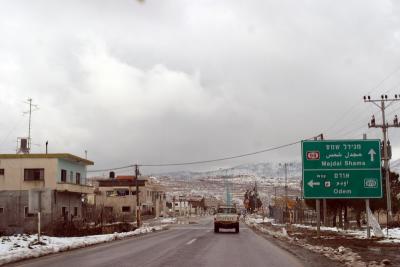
268, 205, 367, 228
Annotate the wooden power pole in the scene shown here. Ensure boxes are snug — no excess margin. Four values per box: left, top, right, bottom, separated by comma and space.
135, 164, 141, 228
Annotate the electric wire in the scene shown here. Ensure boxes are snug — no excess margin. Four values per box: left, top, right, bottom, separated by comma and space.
324, 64, 400, 135
88, 67, 400, 174
88, 135, 319, 172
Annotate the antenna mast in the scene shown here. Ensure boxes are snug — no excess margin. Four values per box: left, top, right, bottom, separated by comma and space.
28, 98, 32, 149
20, 98, 38, 154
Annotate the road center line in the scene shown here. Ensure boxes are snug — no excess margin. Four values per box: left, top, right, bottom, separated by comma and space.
186, 238, 197, 245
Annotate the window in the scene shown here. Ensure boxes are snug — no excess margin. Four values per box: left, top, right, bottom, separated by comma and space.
24, 207, 35, 217
217, 207, 237, 214
122, 206, 131, 212
76, 172, 81, 185
73, 207, 78, 216
116, 189, 129, 196
69, 171, 73, 183
0, 169, 4, 175
0, 207, 4, 214
106, 191, 115, 197
62, 207, 68, 217
24, 169, 44, 181
61, 169, 67, 182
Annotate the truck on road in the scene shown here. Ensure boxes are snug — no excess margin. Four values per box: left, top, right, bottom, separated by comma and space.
214, 205, 239, 233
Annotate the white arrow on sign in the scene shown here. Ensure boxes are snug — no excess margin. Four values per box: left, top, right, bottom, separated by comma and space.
307, 180, 320, 188
368, 149, 376, 162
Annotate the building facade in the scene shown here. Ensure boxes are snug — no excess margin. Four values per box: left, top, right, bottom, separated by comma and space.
89, 175, 167, 224
0, 154, 94, 234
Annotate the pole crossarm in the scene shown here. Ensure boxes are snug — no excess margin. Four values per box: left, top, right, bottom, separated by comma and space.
368, 124, 400, 128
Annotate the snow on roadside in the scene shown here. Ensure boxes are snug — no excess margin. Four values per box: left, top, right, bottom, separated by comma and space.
245, 215, 273, 225
292, 223, 400, 242
245, 214, 375, 238
245, 216, 380, 267
377, 228, 400, 243
160, 218, 177, 224
0, 226, 166, 266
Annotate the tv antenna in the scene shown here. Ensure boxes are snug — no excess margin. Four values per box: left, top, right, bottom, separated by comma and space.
22, 98, 39, 153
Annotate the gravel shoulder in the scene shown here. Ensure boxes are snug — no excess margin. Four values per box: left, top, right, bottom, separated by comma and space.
248, 220, 399, 267
250, 224, 345, 267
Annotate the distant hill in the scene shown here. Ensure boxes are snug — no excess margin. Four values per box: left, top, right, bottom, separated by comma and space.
391, 159, 400, 174
153, 161, 302, 180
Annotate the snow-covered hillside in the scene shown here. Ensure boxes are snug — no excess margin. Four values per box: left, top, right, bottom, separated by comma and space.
152, 162, 303, 205
391, 159, 400, 174
153, 161, 302, 180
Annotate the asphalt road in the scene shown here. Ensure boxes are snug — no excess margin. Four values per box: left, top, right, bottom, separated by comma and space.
11, 217, 304, 267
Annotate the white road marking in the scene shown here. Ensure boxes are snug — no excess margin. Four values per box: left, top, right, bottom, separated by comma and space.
186, 238, 197, 245
206, 230, 211, 233
171, 227, 212, 230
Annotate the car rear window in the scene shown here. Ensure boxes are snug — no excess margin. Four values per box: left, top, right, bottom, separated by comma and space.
218, 208, 237, 214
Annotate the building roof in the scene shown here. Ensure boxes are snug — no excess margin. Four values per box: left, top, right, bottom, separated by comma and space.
98, 179, 146, 187
0, 153, 94, 165
116, 175, 134, 180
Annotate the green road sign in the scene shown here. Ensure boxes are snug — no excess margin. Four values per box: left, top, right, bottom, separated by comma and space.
302, 140, 382, 199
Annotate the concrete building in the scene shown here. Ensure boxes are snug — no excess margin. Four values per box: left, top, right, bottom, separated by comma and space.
90, 175, 167, 223
187, 196, 205, 215
0, 153, 94, 234
173, 195, 190, 216
204, 196, 222, 214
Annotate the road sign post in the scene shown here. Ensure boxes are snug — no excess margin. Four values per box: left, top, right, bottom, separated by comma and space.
302, 140, 382, 199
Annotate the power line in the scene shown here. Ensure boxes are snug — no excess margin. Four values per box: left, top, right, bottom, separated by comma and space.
141, 140, 303, 167
87, 134, 320, 172
324, 64, 400, 134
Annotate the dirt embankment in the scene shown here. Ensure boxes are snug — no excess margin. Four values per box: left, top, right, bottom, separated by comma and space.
250, 222, 398, 266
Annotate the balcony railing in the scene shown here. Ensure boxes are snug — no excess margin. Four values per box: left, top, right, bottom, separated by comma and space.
56, 182, 93, 194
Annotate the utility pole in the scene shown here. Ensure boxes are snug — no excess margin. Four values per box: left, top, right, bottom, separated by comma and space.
284, 163, 288, 223
254, 181, 258, 212
319, 134, 328, 227
364, 94, 399, 225
135, 164, 141, 228
313, 134, 324, 237
363, 133, 371, 238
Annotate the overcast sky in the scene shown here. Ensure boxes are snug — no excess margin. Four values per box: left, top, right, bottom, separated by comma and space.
1, 0, 400, 175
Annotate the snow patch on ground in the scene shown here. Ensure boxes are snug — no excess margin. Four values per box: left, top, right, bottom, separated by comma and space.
245, 215, 273, 225
0, 226, 166, 266
245, 215, 386, 267
160, 218, 177, 224
292, 223, 400, 243
377, 228, 400, 243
